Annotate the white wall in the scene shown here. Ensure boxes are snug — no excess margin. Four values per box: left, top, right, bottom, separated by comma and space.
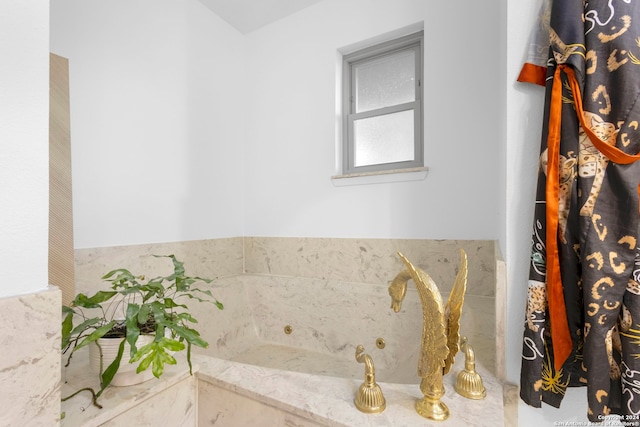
52, 0, 503, 248
50, 0, 246, 249
0, 1, 49, 298
506, 0, 544, 384
243, 0, 503, 240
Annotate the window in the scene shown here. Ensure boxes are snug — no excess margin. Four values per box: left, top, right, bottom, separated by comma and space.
342, 31, 424, 176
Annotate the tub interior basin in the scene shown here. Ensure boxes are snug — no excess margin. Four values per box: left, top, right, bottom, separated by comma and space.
192, 274, 496, 385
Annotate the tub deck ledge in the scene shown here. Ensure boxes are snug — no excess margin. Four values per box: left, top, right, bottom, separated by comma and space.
193, 353, 509, 427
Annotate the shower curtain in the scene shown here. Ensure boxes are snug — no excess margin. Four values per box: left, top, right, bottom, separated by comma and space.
518, 0, 640, 421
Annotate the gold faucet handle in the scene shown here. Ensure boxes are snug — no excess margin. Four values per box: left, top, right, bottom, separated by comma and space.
354, 345, 386, 413
454, 338, 486, 400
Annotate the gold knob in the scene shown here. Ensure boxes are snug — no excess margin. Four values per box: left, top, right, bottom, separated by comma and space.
354, 345, 386, 413
454, 337, 486, 400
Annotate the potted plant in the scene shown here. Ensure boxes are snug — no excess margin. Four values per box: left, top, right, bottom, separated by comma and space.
61, 254, 223, 407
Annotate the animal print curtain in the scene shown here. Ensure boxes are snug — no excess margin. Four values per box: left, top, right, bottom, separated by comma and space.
518, 0, 640, 422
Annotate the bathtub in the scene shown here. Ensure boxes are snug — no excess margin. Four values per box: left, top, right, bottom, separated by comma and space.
191, 274, 505, 426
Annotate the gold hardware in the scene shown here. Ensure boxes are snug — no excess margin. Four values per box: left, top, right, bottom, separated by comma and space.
454, 337, 486, 400
376, 338, 385, 349
354, 345, 386, 414
388, 250, 468, 421
284, 325, 293, 335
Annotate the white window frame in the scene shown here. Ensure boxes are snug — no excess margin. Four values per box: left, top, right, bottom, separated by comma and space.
342, 31, 424, 176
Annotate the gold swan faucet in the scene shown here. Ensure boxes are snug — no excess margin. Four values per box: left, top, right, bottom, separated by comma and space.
388, 250, 468, 421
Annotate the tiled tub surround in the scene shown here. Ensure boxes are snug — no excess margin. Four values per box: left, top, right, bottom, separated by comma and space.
192, 276, 503, 426
73, 237, 244, 297
195, 352, 504, 427
0, 286, 61, 427
73, 237, 504, 426
192, 275, 496, 382
243, 237, 497, 298
61, 351, 197, 427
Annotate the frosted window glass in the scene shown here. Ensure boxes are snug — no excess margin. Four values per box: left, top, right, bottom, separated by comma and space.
354, 50, 415, 113
353, 110, 414, 167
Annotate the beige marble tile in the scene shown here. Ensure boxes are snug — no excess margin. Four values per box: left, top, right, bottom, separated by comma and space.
195, 354, 504, 427
189, 274, 495, 380
199, 381, 325, 427
244, 237, 497, 297
74, 237, 243, 296
188, 275, 256, 360
101, 376, 197, 427
61, 350, 196, 427
0, 286, 61, 427
503, 383, 520, 427
74, 236, 498, 298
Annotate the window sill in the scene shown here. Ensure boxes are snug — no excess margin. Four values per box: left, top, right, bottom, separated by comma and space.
331, 166, 428, 186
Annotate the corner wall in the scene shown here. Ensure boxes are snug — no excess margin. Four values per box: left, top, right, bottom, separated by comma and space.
0, 0, 49, 298
50, 0, 247, 249
0, 1, 60, 424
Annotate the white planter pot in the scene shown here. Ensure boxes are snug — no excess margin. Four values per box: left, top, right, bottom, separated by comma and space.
89, 335, 155, 387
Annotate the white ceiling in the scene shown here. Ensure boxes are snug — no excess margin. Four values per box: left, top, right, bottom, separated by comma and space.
198, 0, 324, 34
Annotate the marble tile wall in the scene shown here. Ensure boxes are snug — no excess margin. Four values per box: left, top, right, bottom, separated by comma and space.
75, 237, 496, 298
0, 286, 61, 426
74, 237, 244, 296
242, 274, 496, 376
74, 237, 502, 377
243, 237, 502, 375
244, 237, 497, 297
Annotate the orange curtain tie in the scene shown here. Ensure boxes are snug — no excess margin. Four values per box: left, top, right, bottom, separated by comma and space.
546, 66, 572, 371
565, 67, 640, 164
